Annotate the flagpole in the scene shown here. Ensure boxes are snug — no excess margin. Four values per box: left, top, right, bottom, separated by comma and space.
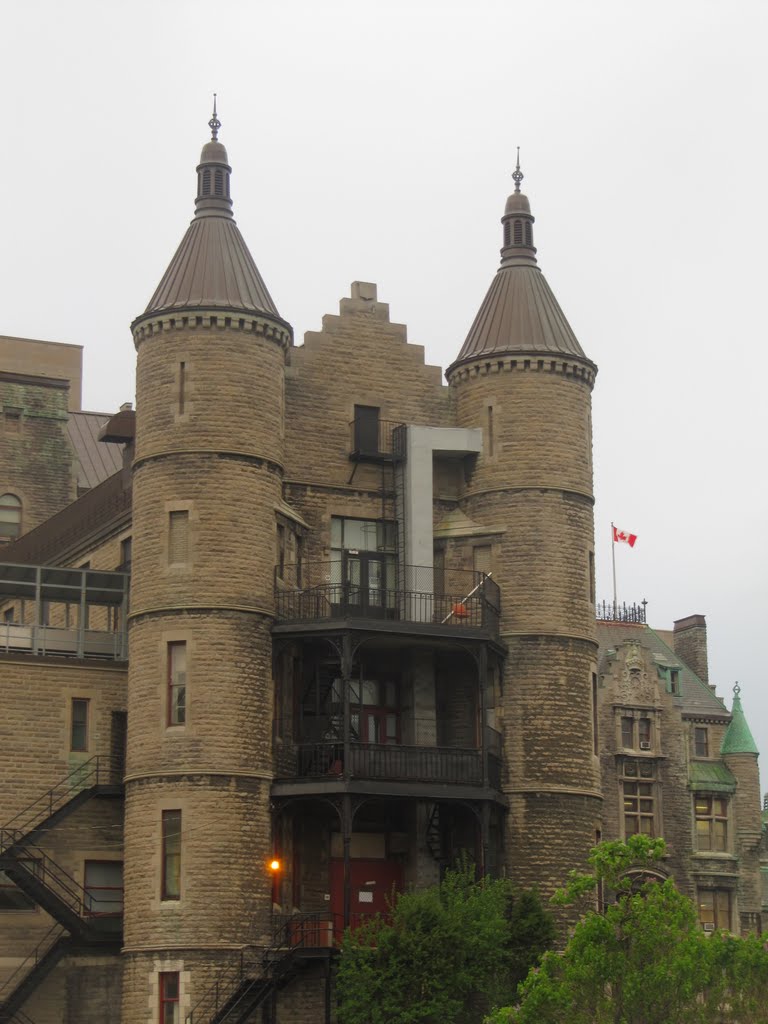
611, 522, 617, 617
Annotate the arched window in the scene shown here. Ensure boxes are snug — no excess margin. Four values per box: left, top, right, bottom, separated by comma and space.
513, 220, 522, 245
0, 494, 21, 543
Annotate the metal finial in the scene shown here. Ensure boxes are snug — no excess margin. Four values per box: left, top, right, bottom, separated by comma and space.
208, 93, 221, 141
733, 681, 741, 697
512, 147, 524, 193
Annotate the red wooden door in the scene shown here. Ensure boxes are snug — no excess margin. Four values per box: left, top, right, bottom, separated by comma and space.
330, 858, 403, 938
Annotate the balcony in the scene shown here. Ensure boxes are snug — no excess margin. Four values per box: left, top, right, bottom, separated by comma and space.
275, 562, 500, 639
276, 721, 503, 791
348, 414, 406, 463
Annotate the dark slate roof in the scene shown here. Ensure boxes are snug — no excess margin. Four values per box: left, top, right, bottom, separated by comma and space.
143, 215, 279, 318
596, 620, 729, 719
66, 411, 124, 491
137, 113, 283, 325
455, 265, 586, 365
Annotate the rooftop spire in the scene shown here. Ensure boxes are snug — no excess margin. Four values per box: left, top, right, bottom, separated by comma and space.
209, 93, 221, 141
721, 682, 759, 755
512, 147, 523, 193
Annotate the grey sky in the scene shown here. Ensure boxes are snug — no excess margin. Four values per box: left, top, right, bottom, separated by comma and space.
2, 1, 766, 771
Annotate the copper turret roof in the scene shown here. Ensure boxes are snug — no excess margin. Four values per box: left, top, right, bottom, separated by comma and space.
448, 156, 591, 375
138, 99, 280, 322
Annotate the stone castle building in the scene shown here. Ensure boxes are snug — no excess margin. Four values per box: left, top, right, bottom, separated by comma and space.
0, 109, 763, 1023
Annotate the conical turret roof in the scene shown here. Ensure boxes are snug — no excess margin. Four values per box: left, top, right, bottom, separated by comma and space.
448, 157, 592, 375
721, 684, 759, 755
138, 100, 281, 322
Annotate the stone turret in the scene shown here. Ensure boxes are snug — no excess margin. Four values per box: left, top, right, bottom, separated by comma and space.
721, 684, 762, 933
446, 158, 601, 902
122, 103, 292, 1022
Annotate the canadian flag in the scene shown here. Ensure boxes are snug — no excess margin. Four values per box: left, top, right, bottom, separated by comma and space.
613, 526, 637, 547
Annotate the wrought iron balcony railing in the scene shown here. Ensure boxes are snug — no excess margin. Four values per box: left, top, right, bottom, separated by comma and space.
596, 600, 647, 624
348, 418, 406, 461
275, 720, 503, 789
275, 562, 500, 637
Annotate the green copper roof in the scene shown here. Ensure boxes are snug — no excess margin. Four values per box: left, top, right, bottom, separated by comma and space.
720, 688, 759, 755
688, 760, 737, 793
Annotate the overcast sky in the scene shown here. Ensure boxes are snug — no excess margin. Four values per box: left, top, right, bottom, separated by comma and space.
2, 1, 766, 772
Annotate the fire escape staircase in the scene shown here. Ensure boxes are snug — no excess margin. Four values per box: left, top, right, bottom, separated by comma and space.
186, 914, 331, 1024
0, 757, 124, 1020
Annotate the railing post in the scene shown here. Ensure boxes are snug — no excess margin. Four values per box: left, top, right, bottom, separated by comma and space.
478, 645, 489, 789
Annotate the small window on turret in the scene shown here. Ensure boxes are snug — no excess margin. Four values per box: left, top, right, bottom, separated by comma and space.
215, 170, 224, 196
525, 222, 532, 247
202, 169, 211, 195
514, 220, 522, 245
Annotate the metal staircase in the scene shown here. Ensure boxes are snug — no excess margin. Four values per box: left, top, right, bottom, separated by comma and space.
0, 924, 69, 1023
0, 757, 124, 1020
186, 913, 331, 1024
0, 755, 123, 853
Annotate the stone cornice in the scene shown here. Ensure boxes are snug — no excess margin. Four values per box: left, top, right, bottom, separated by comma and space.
128, 603, 274, 623
448, 351, 597, 390
131, 308, 292, 351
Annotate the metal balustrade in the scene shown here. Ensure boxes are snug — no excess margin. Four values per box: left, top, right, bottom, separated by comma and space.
276, 562, 500, 637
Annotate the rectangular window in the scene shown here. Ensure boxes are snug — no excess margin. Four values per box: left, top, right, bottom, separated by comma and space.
638, 718, 652, 748
695, 795, 728, 852
71, 698, 89, 752
694, 726, 709, 758
622, 759, 656, 837
168, 511, 189, 566
167, 643, 187, 726
161, 810, 181, 900
277, 523, 286, 578
486, 405, 494, 456
4, 410, 21, 433
178, 362, 186, 415
588, 551, 595, 604
159, 971, 180, 1024
669, 669, 680, 695
353, 405, 380, 455
621, 716, 634, 749
698, 889, 731, 931
84, 860, 124, 917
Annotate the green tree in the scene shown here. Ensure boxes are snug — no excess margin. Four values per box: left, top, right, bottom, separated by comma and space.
487, 836, 768, 1024
336, 866, 554, 1024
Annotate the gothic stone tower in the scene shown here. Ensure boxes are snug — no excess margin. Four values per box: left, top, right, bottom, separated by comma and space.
122, 107, 292, 1022
446, 162, 601, 898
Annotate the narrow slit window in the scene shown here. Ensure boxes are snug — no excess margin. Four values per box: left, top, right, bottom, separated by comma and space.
167, 642, 187, 726
161, 810, 181, 900
592, 673, 599, 755
487, 405, 494, 456
71, 698, 89, 752
178, 362, 186, 415
159, 971, 180, 1024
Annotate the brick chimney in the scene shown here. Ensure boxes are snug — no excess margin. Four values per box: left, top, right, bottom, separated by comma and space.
673, 614, 708, 683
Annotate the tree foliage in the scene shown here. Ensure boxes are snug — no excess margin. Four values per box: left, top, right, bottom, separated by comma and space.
336, 866, 554, 1024
487, 836, 768, 1024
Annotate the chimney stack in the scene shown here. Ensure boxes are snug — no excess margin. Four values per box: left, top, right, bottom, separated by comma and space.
673, 614, 709, 683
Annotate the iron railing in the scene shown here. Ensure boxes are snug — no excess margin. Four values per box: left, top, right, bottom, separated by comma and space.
276, 720, 503, 789
596, 600, 647, 624
185, 911, 329, 1024
0, 922, 66, 1018
348, 418, 405, 460
0, 754, 123, 852
0, 623, 127, 660
276, 562, 500, 637
0, 846, 122, 925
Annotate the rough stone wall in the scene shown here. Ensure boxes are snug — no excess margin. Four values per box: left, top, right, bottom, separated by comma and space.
123, 315, 287, 1023
673, 615, 709, 684
449, 362, 600, 900
0, 374, 76, 537
724, 752, 763, 932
